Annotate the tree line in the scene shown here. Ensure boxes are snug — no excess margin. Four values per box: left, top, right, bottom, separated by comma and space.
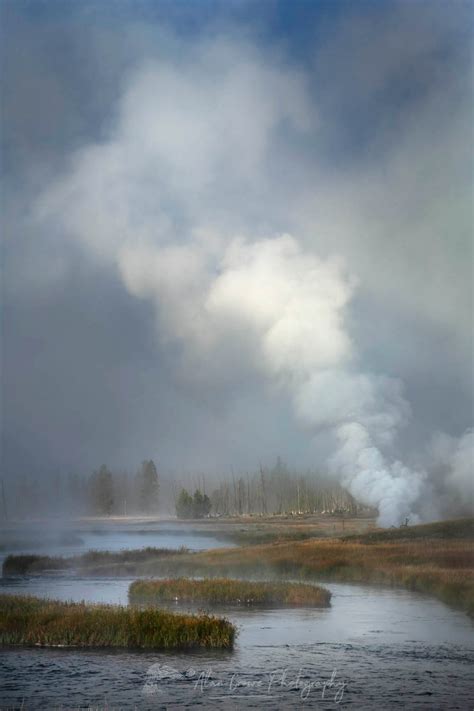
2, 460, 160, 518
2, 456, 372, 519
204, 458, 360, 517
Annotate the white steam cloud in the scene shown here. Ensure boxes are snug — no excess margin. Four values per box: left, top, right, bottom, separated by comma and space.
33, 30, 472, 525
119, 233, 426, 526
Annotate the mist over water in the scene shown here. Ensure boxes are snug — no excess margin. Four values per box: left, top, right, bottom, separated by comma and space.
0, 519, 235, 568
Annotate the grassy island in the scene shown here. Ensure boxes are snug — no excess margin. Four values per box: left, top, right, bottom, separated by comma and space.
0, 594, 236, 649
129, 577, 331, 607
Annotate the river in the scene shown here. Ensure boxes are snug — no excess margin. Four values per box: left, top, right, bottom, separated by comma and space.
1, 522, 473, 709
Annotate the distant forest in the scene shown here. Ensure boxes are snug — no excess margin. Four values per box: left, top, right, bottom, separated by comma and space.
1, 457, 371, 519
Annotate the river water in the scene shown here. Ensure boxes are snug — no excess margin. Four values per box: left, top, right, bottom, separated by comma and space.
1, 523, 473, 709
0, 520, 233, 566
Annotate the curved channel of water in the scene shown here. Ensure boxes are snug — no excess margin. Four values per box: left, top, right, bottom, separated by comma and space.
1, 525, 473, 709
1, 577, 473, 709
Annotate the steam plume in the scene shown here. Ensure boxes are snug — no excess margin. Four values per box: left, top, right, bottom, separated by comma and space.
117, 233, 427, 525
32, 34, 472, 525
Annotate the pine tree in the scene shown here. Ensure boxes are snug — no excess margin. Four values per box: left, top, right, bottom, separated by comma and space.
138, 460, 159, 513
193, 489, 211, 518
90, 465, 114, 515
176, 488, 193, 518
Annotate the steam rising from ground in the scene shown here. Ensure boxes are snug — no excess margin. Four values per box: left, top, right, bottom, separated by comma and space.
119, 234, 426, 526
29, 26, 473, 526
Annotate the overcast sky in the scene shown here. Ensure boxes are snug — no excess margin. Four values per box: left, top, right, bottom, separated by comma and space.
1, 0, 472, 521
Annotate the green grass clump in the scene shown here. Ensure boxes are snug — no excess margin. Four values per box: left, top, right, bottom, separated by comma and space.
129, 577, 331, 607
0, 594, 235, 649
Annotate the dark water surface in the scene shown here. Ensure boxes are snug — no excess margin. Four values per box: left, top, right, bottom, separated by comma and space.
1, 580, 473, 709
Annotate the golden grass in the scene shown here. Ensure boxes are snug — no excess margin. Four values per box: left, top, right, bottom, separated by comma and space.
128, 519, 474, 617
0, 594, 236, 649
129, 577, 331, 606
4, 519, 472, 616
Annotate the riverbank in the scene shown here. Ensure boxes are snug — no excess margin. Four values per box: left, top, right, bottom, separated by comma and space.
0, 594, 236, 649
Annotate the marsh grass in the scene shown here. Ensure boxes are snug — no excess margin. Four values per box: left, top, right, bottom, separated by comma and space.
4, 519, 473, 616
129, 577, 331, 607
2, 547, 191, 576
0, 594, 235, 649
129, 519, 474, 617
219, 548, 472, 615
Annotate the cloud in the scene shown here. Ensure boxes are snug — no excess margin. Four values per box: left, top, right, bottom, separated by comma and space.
34, 40, 313, 260
296, 1, 472, 349
2, 3, 472, 522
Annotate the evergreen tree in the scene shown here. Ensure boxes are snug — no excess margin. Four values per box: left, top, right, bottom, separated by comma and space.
90, 465, 114, 515
138, 460, 159, 513
175, 488, 193, 518
192, 489, 211, 518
